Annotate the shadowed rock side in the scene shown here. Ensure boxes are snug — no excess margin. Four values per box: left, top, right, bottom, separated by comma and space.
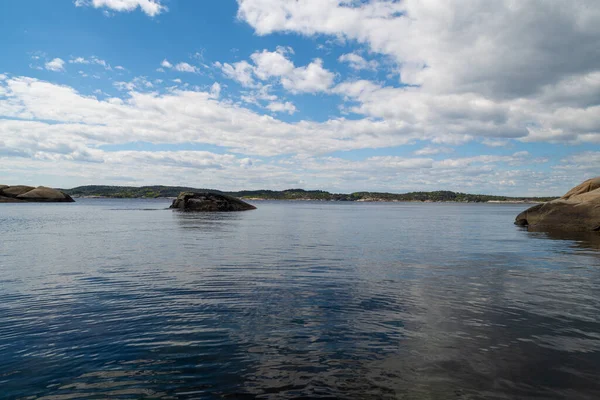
170, 192, 256, 212
0, 185, 75, 203
515, 177, 600, 232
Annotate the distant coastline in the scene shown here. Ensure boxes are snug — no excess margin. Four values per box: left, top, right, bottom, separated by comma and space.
62, 185, 555, 204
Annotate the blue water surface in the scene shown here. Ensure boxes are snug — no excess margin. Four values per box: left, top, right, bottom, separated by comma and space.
1, 199, 600, 399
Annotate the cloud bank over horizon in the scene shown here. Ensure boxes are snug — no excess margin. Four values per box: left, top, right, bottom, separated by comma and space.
0, 0, 599, 195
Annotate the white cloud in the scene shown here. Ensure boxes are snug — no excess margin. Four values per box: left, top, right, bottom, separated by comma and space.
234, 0, 600, 148
0, 76, 422, 159
113, 76, 154, 91
69, 56, 111, 70
218, 60, 256, 87
482, 139, 510, 148
279, 58, 334, 94
160, 59, 199, 73
237, 0, 600, 99
251, 48, 295, 80
240, 85, 278, 105
331, 78, 600, 145
414, 146, 454, 156
70, 57, 88, 64
338, 53, 378, 71
45, 58, 65, 72
266, 101, 297, 114
219, 47, 335, 93
173, 62, 199, 73
74, 0, 167, 17
1, 76, 563, 198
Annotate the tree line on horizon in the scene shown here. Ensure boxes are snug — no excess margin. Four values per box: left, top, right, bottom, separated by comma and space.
61, 185, 557, 203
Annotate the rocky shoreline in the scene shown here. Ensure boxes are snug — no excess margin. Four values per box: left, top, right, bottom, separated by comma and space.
515, 177, 600, 232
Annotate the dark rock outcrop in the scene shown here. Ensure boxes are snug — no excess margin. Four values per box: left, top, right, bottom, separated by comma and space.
515, 177, 600, 232
0, 195, 21, 203
0, 185, 75, 203
170, 192, 256, 212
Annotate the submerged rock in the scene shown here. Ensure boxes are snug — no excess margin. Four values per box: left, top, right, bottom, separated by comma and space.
515, 177, 600, 232
0, 185, 75, 203
170, 192, 256, 212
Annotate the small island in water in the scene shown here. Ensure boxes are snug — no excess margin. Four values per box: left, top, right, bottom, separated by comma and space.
170, 192, 256, 212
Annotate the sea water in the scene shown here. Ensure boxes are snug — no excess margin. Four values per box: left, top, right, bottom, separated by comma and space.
1, 199, 599, 399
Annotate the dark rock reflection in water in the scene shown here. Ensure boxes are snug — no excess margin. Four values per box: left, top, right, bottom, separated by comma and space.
1, 199, 599, 399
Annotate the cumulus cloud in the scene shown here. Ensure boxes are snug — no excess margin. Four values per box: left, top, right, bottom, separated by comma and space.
233, 1, 600, 149
74, 0, 167, 17
45, 58, 65, 72
331, 78, 600, 145
217, 60, 256, 87
237, 0, 600, 98
218, 47, 335, 93
266, 101, 297, 114
173, 62, 199, 73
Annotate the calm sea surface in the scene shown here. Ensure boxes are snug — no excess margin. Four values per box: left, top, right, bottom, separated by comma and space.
1, 199, 600, 399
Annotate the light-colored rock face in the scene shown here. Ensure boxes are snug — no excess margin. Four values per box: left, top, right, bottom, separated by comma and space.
16, 186, 69, 200
2, 185, 35, 196
0, 185, 74, 203
515, 177, 600, 232
560, 177, 600, 201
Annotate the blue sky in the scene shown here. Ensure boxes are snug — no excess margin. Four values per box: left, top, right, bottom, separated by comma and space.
1, 0, 599, 195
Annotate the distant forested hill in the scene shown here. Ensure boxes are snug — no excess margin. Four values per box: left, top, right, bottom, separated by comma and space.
62, 185, 556, 203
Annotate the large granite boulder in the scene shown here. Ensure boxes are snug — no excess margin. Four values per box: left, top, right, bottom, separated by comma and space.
170, 192, 256, 212
515, 177, 600, 232
0, 185, 75, 203
2, 185, 35, 196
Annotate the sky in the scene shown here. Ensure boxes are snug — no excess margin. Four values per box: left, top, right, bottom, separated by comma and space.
0, 0, 599, 195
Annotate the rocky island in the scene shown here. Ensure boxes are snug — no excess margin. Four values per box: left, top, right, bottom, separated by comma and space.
515, 177, 600, 232
170, 192, 256, 212
0, 185, 75, 203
